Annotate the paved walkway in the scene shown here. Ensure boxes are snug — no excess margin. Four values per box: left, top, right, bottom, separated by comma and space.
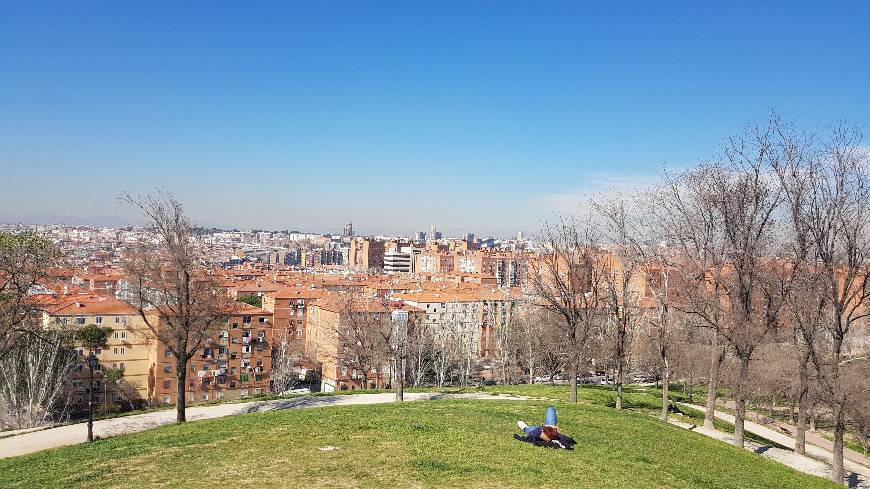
677, 402, 870, 487
714, 399, 870, 467
0, 392, 527, 459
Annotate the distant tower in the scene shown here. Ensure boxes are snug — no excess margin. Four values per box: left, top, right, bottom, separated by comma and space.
428, 225, 442, 241
343, 222, 354, 237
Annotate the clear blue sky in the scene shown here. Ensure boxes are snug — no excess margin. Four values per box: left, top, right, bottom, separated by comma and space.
1, 2, 868, 236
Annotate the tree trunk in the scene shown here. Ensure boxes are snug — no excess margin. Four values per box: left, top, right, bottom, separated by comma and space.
395, 357, 404, 402
687, 370, 693, 403
528, 340, 534, 385
830, 335, 845, 484
704, 341, 725, 430
832, 414, 845, 484
796, 371, 808, 455
615, 361, 624, 411
660, 358, 670, 421
733, 356, 750, 448
176, 356, 187, 423
569, 362, 578, 403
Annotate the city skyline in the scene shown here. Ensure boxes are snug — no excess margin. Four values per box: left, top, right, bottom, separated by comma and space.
2, 2, 869, 235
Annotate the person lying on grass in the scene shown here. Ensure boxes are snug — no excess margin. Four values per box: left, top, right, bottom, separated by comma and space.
515, 406, 576, 450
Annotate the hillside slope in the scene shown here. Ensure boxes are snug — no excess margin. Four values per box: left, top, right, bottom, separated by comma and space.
0, 399, 842, 488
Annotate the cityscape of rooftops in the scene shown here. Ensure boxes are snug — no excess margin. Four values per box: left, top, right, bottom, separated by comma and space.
1, 2, 869, 488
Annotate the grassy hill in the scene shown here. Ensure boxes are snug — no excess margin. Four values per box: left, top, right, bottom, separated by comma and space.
0, 393, 842, 489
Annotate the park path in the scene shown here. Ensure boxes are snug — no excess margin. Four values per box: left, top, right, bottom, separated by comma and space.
713, 398, 870, 467
677, 402, 870, 487
0, 392, 526, 459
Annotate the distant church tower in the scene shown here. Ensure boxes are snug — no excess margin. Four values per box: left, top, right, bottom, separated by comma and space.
343, 222, 354, 237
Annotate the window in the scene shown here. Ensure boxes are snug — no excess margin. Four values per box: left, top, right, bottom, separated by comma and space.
113, 347, 125, 355
243, 316, 252, 324
163, 380, 171, 389
162, 395, 171, 405
240, 373, 249, 383
201, 392, 208, 401
258, 317, 267, 323
75, 317, 85, 325
191, 363, 196, 372
242, 345, 252, 353
115, 316, 121, 323
257, 330, 265, 338
119, 362, 124, 370
164, 349, 172, 358
232, 322, 239, 329
94, 348, 102, 355
164, 365, 172, 373
95, 316, 103, 324
255, 388, 263, 395
240, 389, 249, 397
296, 326, 303, 337
113, 331, 127, 340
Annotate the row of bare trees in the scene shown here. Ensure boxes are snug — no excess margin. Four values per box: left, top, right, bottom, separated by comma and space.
524, 115, 869, 484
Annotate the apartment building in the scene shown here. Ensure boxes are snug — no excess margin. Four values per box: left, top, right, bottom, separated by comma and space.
347, 237, 385, 271
383, 250, 413, 273
394, 289, 518, 359
261, 286, 330, 347
43, 294, 152, 406
305, 298, 416, 392
415, 251, 455, 274
150, 303, 273, 405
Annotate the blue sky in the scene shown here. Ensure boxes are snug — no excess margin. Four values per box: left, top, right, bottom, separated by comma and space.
1, 2, 868, 236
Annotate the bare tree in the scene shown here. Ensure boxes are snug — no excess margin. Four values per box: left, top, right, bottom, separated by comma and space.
406, 318, 434, 387
528, 218, 604, 402
332, 293, 391, 390
657, 165, 731, 430
781, 124, 870, 482
0, 232, 59, 356
0, 330, 78, 429
270, 327, 299, 395
121, 191, 232, 423
660, 121, 786, 447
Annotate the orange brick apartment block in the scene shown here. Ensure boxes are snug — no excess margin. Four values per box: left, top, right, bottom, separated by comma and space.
150, 303, 274, 404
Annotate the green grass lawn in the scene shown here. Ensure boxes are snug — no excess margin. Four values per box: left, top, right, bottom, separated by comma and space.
0, 395, 842, 489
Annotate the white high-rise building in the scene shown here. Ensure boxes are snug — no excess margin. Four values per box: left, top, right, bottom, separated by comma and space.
383, 250, 412, 273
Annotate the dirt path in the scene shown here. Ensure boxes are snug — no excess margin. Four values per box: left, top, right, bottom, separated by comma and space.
0, 392, 527, 459
676, 402, 869, 488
